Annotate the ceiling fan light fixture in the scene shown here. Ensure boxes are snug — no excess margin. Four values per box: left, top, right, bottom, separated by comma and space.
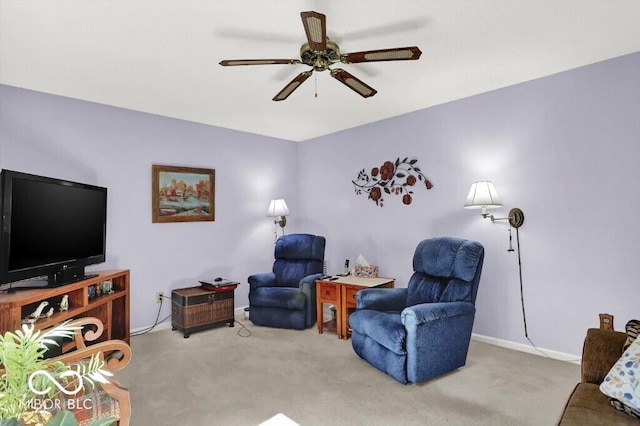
220, 11, 420, 101
300, 39, 341, 70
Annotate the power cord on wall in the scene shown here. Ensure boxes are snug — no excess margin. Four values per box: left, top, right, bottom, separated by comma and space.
511, 225, 542, 351
130, 293, 253, 338
131, 294, 171, 336
515, 227, 530, 341
512, 227, 581, 363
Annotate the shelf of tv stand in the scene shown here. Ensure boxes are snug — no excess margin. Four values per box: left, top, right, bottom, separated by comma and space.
0, 269, 130, 345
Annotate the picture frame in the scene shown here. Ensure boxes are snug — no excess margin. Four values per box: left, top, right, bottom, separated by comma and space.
152, 165, 215, 223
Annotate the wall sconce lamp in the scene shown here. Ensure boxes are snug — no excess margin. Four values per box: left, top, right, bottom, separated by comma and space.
464, 181, 525, 228
465, 181, 530, 340
266, 199, 290, 238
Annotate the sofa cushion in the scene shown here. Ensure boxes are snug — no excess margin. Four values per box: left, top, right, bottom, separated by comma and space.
250, 287, 306, 310
600, 337, 640, 418
408, 238, 483, 306
275, 233, 325, 261
412, 237, 481, 281
272, 260, 319, 287
271, 234, 324, 287
406, 275, 446, 306
349, 310, 406, 355
559, 383, 639, 425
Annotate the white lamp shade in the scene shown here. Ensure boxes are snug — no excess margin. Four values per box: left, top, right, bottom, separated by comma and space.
266, 199, 290, 217
464, 181, 503, 209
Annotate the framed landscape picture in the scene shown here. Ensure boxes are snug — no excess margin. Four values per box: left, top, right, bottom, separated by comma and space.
152, 165, 215, 223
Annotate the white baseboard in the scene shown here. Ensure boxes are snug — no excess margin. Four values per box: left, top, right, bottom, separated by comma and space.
130, 321, 172, 334
131, 306, 249, 335
131, 310, 580, 365
472, 333, 581, 364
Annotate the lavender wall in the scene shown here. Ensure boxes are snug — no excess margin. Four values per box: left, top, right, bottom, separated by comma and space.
1, 52, 638, 355
0, 86, 299, 330
298, 52, 640, 356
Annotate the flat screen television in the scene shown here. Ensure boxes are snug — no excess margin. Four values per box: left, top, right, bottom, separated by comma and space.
0, 169, 107, 290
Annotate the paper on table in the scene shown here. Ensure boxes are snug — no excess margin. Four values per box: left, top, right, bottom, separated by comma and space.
356, 254, 370, 267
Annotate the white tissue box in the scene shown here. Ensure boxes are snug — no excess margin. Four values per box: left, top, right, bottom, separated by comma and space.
355, 265, 378, 278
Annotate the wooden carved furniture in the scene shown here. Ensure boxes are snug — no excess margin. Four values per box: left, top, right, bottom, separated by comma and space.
0, 316, 132, 425
46, 316, 132, 425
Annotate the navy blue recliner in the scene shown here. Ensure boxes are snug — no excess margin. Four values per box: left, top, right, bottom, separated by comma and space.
349, 237, 484, 384
248, 234, 326, 330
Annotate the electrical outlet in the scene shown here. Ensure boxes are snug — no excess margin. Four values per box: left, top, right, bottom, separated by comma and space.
156, 291, 164, 304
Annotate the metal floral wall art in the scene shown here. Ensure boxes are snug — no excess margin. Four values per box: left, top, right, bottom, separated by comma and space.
352, 157, 433, 207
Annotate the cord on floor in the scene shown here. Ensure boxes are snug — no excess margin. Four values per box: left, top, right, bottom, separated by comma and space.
234, 318, 252, 337
131, 294, 253, 338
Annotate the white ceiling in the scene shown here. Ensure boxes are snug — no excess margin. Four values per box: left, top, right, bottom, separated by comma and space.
1, 0, 639, 142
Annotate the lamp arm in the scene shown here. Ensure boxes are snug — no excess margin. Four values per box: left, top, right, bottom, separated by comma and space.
487, 207, 525, 229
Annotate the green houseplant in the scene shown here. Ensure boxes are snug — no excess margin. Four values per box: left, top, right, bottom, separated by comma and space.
0, 322, 116, 426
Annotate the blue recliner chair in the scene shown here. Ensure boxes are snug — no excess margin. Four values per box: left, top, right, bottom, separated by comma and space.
248, 233, 326, 330
349, 237, 484, 384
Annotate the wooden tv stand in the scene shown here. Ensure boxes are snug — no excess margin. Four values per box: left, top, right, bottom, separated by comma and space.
0, 270, 130, 344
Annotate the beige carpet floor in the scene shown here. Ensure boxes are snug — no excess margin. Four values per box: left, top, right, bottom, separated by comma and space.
117, 314, 580, 425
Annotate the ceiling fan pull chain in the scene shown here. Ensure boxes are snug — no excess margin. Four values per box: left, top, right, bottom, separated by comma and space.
315, 73, 318, 98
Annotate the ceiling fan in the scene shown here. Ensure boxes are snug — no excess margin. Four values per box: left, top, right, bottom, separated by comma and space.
219, 11, 422, 101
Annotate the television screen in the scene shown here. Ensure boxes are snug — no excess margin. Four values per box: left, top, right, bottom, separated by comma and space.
0, 170, 107, 287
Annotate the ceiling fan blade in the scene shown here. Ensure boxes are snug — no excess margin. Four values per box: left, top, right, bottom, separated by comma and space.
273, 71, 313, 101
301, 11, 327, 53
330, 68, 377, 98
219, 59, 301, 66
341, 46, 422, 64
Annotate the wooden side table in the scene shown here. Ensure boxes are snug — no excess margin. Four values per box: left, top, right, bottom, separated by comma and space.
316, 280, 341, 337
316, 276, 394, 339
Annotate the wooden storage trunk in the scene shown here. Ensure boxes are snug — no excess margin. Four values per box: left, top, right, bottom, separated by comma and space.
171, 285, 236, 338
